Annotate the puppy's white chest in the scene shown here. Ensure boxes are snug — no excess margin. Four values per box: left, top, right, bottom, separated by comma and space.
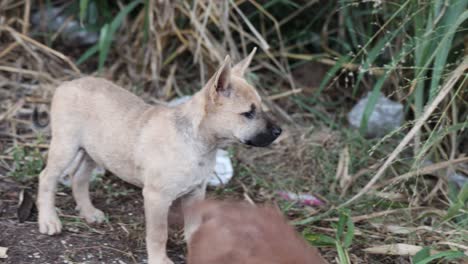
175, 156, 215, 198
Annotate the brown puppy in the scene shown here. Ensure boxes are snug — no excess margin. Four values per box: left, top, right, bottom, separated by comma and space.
186, 200, 328, 264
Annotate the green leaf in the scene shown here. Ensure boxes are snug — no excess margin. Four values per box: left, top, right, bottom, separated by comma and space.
414, 250, 465, 264
98, 23, 110, 71
358, 74, 386, 135
457, 182, 468, 203
413, 247, 431, 263
79, 0, 89, 25
76, 44, 99, 65
358, 39, 412, 135
445, 200, 464, 221
303, 233, 336, 247
336, 241, 350, 264
90, 0, 143, 71
336, 210, 347, 240
428, 0, 468, 101
445, 177, 468, 221
343, 214, 355, 249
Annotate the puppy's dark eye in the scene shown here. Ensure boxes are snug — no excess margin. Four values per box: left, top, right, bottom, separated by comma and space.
241, 110, 255, 119
241, 104, 256, 119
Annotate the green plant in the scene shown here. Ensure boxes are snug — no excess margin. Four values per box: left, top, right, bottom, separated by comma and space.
317, 0, 468, 136
76, 0, 144, 71
304, 209, 355, 264
413, 247, 466, 264
10, 146, 44, 183
445, 182, 468, 225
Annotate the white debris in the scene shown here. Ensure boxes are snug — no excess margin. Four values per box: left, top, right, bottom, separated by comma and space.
209, 149, 234, 187
347, 92, 404, 138
0, 247, 8, 259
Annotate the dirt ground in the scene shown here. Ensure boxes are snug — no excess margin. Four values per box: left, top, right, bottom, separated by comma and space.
0, 174, 187, 264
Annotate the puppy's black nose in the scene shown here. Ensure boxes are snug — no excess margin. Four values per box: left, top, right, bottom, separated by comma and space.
271, 126, 282, 137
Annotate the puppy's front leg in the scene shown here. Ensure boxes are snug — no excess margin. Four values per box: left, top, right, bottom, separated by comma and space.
182, 185, 206, 242
143, 187, 174, 264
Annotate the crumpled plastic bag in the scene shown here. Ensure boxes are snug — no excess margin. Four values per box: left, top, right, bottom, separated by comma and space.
209, 149, 234, 187
347, 92, 404, 138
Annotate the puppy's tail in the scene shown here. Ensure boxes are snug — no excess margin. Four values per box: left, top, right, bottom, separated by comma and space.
32, 106, 50, 129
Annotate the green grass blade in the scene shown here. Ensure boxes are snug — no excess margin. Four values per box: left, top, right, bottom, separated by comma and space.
358, 39, 413, 134
109, 0, 143, 34
79, 0, 89, 25
413, 247, 431, 263
336, 241, 350, 264
303, 232, 336, 247
339, 0, 358, 50
98, 23, 110, 71
414, 250, 465, 264
316, 55, 350, 97
76, 44, 99, 65
343, 214, 354, 249
336, 211, 346, 240
457, 182, 468, 203
95, 0, 143, 71
428, 1, 468, 101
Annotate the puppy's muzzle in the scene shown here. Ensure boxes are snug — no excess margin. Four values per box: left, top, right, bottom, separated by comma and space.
245, 122, 282, 147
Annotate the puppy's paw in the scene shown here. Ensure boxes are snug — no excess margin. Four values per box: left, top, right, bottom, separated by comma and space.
163, 257, 174, 264
148, 256, 174, 264
39, 212, 62, 235
80, 207, 106, 224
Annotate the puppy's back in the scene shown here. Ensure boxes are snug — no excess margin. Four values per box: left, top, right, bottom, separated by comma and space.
187, 200, 328, 264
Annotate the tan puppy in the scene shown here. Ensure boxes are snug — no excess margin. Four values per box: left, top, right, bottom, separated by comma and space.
186, 200, 329, 264
36, 49, 282, 264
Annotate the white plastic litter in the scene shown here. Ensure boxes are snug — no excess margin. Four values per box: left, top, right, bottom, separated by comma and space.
347, 92, 404, 138
208, 149, 234, 187
0, 246, 8, 259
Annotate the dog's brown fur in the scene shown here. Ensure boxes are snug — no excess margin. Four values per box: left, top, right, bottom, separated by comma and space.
186, 200, 328, 264
36, 49, 281, 264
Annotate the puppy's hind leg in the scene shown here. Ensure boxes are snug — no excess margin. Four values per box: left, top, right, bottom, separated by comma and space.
38, 143, 83, 235
72, 154, 105, 224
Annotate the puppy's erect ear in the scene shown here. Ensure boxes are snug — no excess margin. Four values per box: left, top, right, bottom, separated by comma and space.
210, 55, 232, 99
232, 47, 257, 76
